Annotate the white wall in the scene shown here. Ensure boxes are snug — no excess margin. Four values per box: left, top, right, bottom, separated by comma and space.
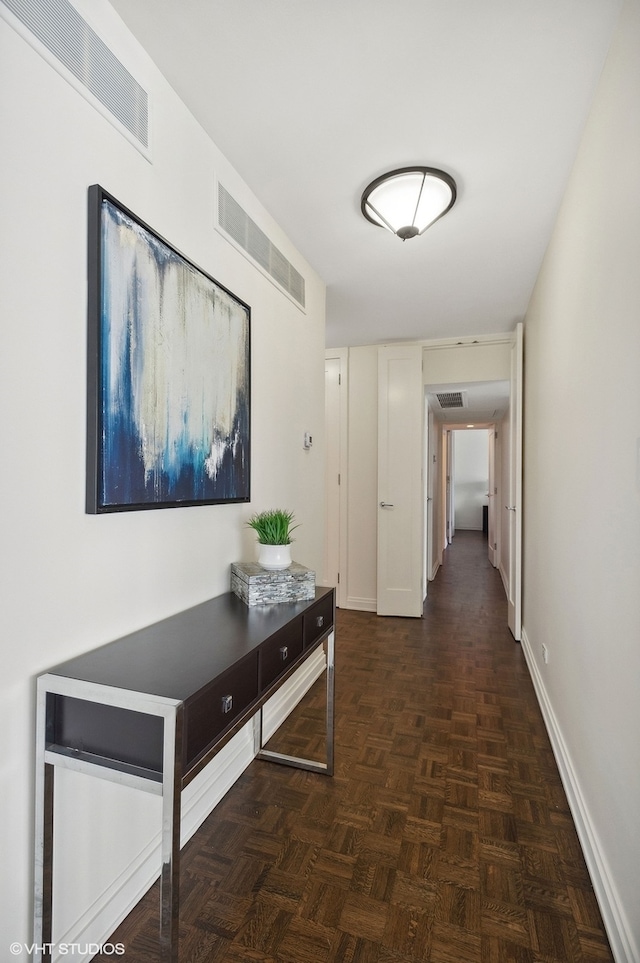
422, 338, 511, 384
453, 430, 489, 531
521, 1, 640, 959
0, 1, 326, 957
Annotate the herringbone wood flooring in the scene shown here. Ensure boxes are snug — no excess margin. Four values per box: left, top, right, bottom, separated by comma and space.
102, 532, 614, 962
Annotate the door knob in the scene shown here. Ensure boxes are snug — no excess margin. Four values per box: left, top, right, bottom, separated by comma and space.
380, 501, 394, 508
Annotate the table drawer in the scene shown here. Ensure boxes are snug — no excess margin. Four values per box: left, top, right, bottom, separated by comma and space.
303, 593, 334, 649
185, 652, 258, 769
260, 617, 303, 691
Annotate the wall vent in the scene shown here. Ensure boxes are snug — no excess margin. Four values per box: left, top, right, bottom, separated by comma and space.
436, 391, 467, 409
1, 0, 149, 152
218, 183, 306, 309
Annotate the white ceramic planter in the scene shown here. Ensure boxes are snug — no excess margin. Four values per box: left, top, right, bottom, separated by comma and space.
257, 543, 292, 571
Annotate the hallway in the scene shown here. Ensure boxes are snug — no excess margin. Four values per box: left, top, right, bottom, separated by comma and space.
106, 532, 614, 962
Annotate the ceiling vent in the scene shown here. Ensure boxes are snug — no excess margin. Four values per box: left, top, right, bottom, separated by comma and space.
1, 0, 149, 153
218, 183, 306, 310
436, 391, 467, 409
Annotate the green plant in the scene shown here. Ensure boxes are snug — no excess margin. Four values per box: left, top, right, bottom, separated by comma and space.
247, 509, 299, 545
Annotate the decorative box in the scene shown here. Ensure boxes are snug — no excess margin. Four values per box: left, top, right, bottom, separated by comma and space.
231, 561, 316, 606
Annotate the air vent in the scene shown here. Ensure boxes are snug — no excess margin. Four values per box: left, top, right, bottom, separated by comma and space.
1, 0, 149, 152
218, 184, 306, 309
436, 391, 467, 409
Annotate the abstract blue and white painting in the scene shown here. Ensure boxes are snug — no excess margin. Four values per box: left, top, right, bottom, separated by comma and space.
95, 195, 250, 510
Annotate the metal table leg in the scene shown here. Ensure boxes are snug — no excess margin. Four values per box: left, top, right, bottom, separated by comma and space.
33, 680, 53, 962
160, 704, 183, 963
256, 631, 335, 775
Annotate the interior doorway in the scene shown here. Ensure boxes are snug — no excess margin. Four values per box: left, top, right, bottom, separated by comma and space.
434, 422, 500, 574
423, 326, 522, 639
451, 428, 490, 538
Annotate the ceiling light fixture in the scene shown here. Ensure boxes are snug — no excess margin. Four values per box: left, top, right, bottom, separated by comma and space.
361, 166, 457, 240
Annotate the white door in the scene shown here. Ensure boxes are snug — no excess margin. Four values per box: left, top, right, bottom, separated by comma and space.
507, 323, 523, 639
377, 344, 424, 617
424, 403, 435, 586
446, 430, 455, 543
439, 427, 448, 557
324, 356, 342, 598
487, 428, 497, 567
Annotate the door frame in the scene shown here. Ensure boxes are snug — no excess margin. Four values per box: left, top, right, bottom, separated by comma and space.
507, 323, 523, 640
422, 331, 522, 634
325, 333, 522, 628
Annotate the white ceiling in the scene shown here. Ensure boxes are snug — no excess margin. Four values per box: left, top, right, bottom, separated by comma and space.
109, 0, 620, 350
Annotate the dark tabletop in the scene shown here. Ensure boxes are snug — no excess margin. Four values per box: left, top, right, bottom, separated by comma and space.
47, 587, 332, 701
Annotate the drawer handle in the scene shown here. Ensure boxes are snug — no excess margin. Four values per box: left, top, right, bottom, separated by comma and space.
221, 694, 233, 714
316, 615, 324, 628
279, 645, 289, 661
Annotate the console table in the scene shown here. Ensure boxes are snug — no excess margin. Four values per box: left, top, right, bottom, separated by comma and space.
33, 586, 335, 962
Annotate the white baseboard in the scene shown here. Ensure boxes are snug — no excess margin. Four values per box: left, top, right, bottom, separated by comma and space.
54, 648, 328, 963
498, 561, 508, 596
345, 595, 376, 612
520, 627, 639, 963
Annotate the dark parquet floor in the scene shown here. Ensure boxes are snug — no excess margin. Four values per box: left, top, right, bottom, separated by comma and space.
103, 531, 614, 962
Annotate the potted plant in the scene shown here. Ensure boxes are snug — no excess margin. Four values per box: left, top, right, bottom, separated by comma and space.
247, 509, 299, 570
